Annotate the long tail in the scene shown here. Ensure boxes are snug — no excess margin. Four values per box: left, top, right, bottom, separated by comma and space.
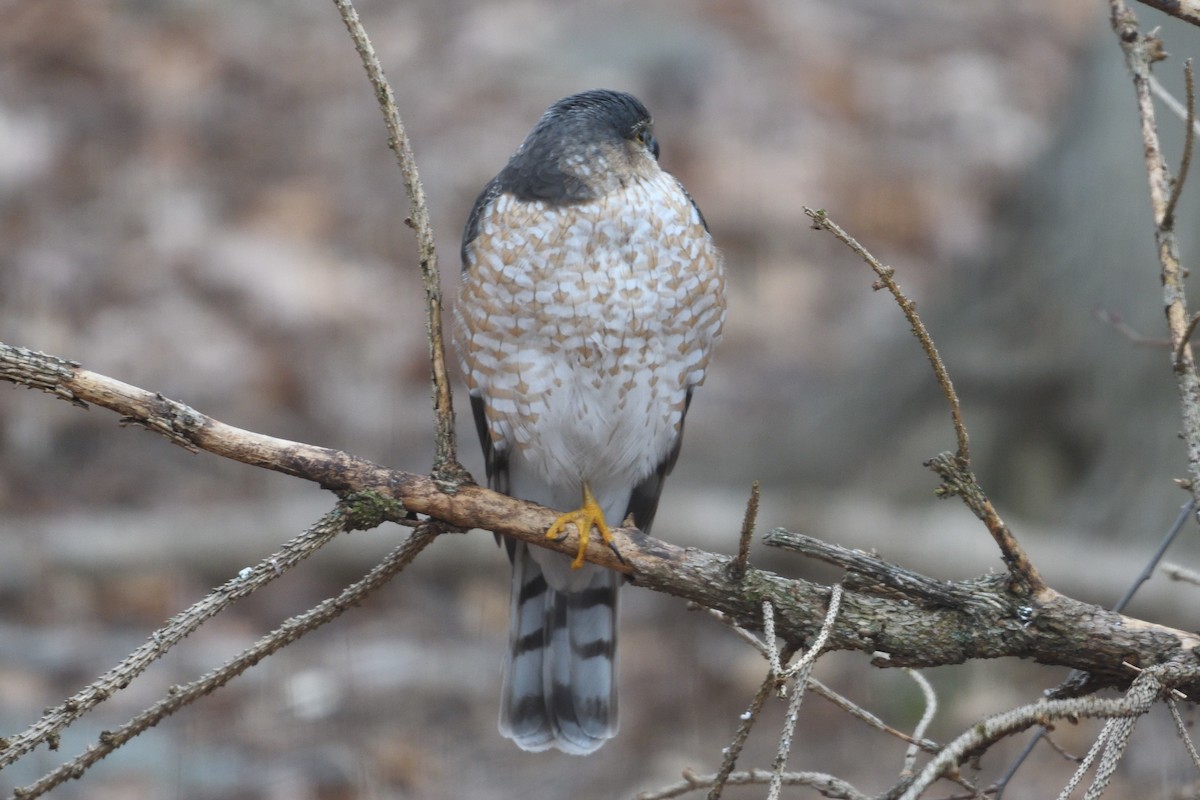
499, 541, 619, 755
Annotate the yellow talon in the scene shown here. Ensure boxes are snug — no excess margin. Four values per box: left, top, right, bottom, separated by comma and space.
545, 483, 613, 569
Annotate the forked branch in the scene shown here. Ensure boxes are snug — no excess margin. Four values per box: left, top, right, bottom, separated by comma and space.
803, 208, 1047, 598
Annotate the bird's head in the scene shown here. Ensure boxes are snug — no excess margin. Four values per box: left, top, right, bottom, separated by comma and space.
500, 89, 662, 204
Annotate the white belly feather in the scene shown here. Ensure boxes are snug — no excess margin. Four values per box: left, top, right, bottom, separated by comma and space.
456, 170, 725, 500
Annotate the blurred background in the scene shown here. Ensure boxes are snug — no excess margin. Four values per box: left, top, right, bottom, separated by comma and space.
3, 0, 1200, 797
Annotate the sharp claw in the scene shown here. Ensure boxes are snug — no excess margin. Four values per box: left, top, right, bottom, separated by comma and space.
607, 538, 626, 565
544, 483, 621, 569
544, 518, 569, 542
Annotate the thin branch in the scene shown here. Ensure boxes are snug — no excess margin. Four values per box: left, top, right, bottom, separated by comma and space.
1150, 74, 1200, 135
1083, 709, 1141, 799
809, 677, 939, 753
763, 527, 1001, 609
1108, 0, 1200, 512
1057, 719, 1115, 800
1121, 659, 1187, 700
805, 206, 969, 468
9, 524, 440, 800
1042, 734, 1085, 764
1176, 311, 1200, 370
901, 669, 937, 778
900, 665, 1171, 800
767, 587, 843, 800
994, 733, 1041, 800
704, 672, 775, 800
1136, 0, 1200, 28
702, 606, 939, 752
1163, 561, 1200, 585
803, 209, 1048, 597
1095, 305, 1172, 347
729, 481, 759, 580
776, 586, 842, 682
925, 452, 1048, 597
638, 768, 868, 800
1111, 499, 1196, 613
0, 500, 399, 770
1163, 59, 1196, 229
1168, 697, 1200, 773
331, 0, 465, 484
700, 606, 773, 659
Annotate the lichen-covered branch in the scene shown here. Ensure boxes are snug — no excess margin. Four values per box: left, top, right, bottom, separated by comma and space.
9, 524, 439, 800
0, 502, 389, 770
899, 664, 1175, 799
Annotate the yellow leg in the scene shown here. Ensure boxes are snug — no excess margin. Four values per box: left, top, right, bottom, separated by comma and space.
545, 483, 614, 569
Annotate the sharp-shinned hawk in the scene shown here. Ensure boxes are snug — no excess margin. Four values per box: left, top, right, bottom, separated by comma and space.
454, 89, 726, 755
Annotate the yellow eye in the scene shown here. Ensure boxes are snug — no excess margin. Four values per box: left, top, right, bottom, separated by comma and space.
636, 126, 660, 159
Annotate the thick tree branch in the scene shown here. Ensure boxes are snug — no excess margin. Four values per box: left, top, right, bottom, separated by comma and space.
4, 341, 1200, 697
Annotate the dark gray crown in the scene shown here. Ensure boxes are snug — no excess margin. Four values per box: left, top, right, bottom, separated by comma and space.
462, 90, 664, 265
498, 89, 657, 203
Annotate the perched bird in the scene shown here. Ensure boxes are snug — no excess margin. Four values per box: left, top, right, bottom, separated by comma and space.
454, 89, 726, 755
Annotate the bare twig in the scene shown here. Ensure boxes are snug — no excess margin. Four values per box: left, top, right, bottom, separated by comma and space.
700, 592, 843, 800
805, 207, 969, 468
331, 0, 465, 484
1163, 561, 1200, 586
1150, 74, 1200, 135
1094, 306, 1172, 347
639, 768, 868, 800
925, 452, 1048, 597
1168, 697, 1200, 773
902, 669, 937, 778
1163, 60, 1196, 229
1057, 719, 1116, 800
729, 481, 760, 580
809, 677, 939, 753
0, 500, 398, 770
1136, 0, 1200, 28
701, 607, 939, 753
1110, 499, 1196, 613
1108, 1, 1200, 509
901, 665, 1170, 800
803, 208, 1047, 596
1176, 311, 1200, 370
699, 606, 773, 659
1042, 734, 1084, 764
704, 673, 775, 800
767, 587, 843, 800
1083, 708, 1141, 799
9, 524, 440, 800
763, 527, 1002, 609
1122, 660, 1187, 700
